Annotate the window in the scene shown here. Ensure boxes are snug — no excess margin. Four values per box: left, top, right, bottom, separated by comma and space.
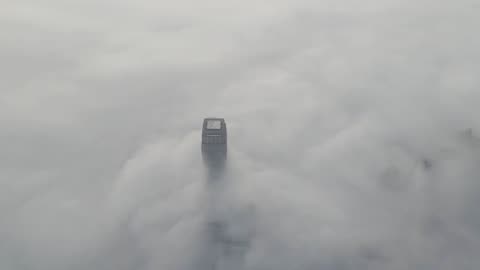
206, 120, 222, 130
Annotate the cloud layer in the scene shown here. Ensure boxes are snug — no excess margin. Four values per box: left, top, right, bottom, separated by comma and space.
1, 1, 480, 269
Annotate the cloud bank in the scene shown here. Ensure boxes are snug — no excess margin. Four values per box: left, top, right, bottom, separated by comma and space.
1, 0, 480, 269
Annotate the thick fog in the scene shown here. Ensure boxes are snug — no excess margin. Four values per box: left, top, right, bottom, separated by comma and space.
1, 0, 480, 269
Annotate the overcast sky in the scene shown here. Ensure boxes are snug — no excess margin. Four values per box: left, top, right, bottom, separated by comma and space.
1, 0, 480, 269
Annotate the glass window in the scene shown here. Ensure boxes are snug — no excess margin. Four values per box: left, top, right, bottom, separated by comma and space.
206, 120, 222, 129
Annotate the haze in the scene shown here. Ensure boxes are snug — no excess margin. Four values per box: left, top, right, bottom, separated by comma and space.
1, 0, 480, 269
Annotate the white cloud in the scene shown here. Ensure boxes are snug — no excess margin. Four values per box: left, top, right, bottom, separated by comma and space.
1, 0, 480, 269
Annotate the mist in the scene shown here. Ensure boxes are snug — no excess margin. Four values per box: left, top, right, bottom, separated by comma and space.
1, 0, 480, 269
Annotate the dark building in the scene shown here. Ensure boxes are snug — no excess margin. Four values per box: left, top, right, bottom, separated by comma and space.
199, 118, 252, 270
201, 118, 227, 170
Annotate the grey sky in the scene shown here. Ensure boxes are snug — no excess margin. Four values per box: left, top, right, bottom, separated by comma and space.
1, 0, 480, 269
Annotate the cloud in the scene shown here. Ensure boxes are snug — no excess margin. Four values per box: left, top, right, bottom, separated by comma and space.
1, 0, 480, 269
